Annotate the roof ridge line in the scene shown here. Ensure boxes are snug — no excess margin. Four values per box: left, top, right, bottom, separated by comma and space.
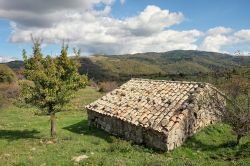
130, 78, 209, 85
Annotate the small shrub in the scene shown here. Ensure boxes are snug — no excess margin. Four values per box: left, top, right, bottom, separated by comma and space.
0, 83, 20, 107
0, 64, 16, 83
98, 81, 118, 92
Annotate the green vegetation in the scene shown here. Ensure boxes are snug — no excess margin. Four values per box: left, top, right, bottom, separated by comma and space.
3, 60, 23, 72
0, 87, 249, 166
210, 80, 250, 145
110, 50, 250, 72
162, 61, 210, 74
21, 40, 87, 137
0, 64, 19, 108
98, 81, 118, 92
79, 55, 163, 81
0, 83, 20, 108
79, 50, 250, 81
0, 49, 249, 165
91, 56, 162, 75
0, 64, 16, 83
3, 50, 250, 81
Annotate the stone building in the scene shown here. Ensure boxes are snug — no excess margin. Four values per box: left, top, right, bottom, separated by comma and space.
86, 79, 224, 151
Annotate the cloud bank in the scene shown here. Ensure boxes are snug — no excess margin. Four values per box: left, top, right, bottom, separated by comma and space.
0, 56, 17, 63
0, 0, 250, 55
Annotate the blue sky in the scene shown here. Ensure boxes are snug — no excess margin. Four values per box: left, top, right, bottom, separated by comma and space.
112, 0, 250, 30
0, 0, 250, 62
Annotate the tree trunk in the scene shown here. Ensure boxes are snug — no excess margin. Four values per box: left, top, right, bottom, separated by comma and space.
50, 113, 56, 138
236, 135, 241, 145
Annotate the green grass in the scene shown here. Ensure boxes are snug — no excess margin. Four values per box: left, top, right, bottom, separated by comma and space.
0, 87, 249, 166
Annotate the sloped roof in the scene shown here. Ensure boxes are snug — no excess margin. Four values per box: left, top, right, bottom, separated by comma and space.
86, 78, 213, 133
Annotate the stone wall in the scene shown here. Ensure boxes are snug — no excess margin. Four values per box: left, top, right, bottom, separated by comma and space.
166, 86, 224, 150
87, 110, 168, 150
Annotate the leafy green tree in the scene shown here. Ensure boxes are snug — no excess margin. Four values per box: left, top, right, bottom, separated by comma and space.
21, 39, 87, 138
0, 64, 16, 83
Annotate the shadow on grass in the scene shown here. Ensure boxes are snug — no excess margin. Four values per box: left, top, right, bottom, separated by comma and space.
184, 135, 250, 160
235, 142, 250, 158
63, 120, 113, 143
184, 137, 237, 151
0, 129, 40, 141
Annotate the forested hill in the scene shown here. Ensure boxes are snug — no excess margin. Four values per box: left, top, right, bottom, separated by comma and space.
78, 50, 250, 81
3, 50, 250, 81
110, 50, 250, 71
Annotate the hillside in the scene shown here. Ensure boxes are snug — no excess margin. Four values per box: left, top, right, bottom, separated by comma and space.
80, 50, 250, 81
2, 60, 23, 71
2, 50, 250, 81
109, 50, 250, 73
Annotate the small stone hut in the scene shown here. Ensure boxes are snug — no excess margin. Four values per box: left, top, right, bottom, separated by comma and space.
86, 79, 224, 151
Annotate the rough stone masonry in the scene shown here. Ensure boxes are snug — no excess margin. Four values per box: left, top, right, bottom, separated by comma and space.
85, 78, 225, 151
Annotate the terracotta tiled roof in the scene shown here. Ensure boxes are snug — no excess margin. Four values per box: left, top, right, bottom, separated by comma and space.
86, 78, 213, 133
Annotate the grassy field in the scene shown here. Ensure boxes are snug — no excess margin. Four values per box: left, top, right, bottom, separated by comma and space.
0, 87, 249, 166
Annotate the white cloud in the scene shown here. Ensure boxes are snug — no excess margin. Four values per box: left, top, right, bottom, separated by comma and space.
120, 0, 125, 5
5, 3, 197, 55
200, 27, 238, 52
200, 34, 233, 52
234, 29, 250, 42
0, 0, 115, 27
240, 51, 250, 56
206, 26, 233, 36
0, 56, 17, 63
1, 0, 249, 55
200, 27, 250, 52
123, 5, 184, 36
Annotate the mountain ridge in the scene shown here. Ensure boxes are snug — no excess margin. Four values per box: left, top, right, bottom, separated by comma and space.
2, 50, 250, 81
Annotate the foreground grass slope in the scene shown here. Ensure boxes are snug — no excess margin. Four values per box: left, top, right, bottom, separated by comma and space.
0, 87, 249, 166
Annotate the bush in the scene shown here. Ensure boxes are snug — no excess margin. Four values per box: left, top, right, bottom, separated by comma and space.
98, 81, 118, 92
0, 83, 20, 107
0, 64, 16, 83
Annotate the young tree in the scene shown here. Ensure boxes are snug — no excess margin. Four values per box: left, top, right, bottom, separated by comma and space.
211, 80, 250, 145
21, 39, 87, 138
